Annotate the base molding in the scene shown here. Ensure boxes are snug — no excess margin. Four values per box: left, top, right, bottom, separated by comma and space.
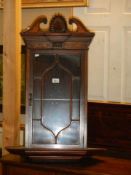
6, 146, 105, 162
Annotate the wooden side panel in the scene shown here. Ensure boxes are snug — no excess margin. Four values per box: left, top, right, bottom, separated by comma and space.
2, 0, 21, 152
88, 101, 131, 151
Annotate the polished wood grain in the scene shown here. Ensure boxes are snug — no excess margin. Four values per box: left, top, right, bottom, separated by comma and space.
2, 0, 21, 154
1, 152, 131, 175
88, 101, 131, 152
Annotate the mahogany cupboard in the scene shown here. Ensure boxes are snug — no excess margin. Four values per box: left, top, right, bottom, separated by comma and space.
5, 15, 103, 161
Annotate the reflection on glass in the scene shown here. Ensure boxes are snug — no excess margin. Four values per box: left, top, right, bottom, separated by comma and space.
32, 53, 81, 145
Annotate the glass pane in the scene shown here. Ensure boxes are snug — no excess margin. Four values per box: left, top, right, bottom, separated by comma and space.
32, 53, 81, 145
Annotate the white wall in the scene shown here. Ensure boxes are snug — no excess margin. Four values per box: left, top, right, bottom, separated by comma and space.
74, 0, 131, 103
22, 7, 72, 29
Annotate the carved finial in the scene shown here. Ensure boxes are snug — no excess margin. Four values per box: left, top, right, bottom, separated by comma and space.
49, 14, 68, 33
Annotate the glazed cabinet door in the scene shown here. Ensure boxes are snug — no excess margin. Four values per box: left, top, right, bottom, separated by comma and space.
26, 50, 87, 148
